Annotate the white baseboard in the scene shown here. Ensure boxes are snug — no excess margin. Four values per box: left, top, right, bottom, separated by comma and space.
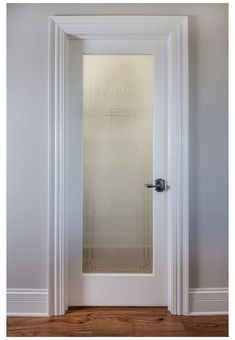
189, 287, 228, 316
7, 288, 49, 316
7, 287, 228, 316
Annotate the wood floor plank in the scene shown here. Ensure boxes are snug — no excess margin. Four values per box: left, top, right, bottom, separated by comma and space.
7, 307, 228, 337
181, 315, 229, 337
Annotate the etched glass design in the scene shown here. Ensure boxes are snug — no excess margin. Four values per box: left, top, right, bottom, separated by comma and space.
83, 55, 154, 273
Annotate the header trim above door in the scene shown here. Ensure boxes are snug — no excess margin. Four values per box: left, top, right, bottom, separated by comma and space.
48, 15, 189, 316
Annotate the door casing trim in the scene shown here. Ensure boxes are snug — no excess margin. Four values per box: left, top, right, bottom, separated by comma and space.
48, 15, 189, 316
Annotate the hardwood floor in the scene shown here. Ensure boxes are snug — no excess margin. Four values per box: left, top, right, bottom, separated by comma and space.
7, 307, 228, 337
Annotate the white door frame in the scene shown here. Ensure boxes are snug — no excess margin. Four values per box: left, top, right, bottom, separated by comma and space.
48, 15, 189, 316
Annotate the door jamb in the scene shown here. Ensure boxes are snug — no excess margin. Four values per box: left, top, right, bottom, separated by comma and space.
48, 15, 189, 316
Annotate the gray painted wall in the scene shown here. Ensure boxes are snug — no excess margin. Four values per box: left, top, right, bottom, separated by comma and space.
7, 4, 228, 290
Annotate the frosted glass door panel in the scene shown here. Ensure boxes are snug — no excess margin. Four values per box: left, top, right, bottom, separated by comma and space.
83, 55, 154, 273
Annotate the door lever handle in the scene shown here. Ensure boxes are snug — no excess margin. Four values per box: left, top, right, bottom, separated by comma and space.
145, 178, 166, 192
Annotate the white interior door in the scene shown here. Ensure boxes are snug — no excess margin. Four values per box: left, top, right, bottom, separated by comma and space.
68, 39, 168, 306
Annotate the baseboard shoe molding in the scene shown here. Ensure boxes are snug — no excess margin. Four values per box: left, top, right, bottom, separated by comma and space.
189, 287, 228, 316
7, 288, 49, 316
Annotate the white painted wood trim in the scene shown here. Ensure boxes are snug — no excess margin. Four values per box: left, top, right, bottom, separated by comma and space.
189, 288, 228, 316
167, 17, 189, 316
48, 17, 69, 316
48, 15, 189, 316
7, 289, 49, 316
